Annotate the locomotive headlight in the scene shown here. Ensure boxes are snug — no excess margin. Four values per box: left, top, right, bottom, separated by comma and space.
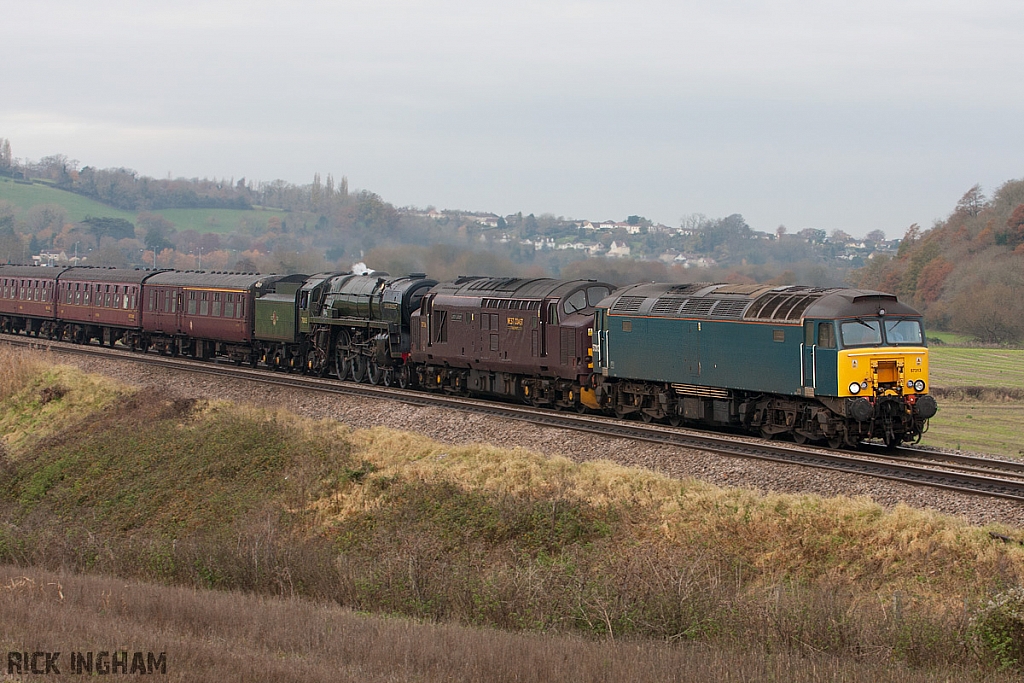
849, 382, 861, 394
914, 379, 925, 392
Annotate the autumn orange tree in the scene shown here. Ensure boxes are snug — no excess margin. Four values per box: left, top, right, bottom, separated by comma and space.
851, 179, 1024, 343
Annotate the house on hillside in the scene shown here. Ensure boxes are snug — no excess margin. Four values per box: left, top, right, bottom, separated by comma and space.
608, 241, 631, 258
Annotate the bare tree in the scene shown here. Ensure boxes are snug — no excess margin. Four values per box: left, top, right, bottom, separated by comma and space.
955, 184, 987, 217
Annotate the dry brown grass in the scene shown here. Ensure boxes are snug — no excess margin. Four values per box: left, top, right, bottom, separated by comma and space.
333, 427, 1024, 604
0, 345, 41, 402
5, 350, 1024, 675
0, 564, 1008, 683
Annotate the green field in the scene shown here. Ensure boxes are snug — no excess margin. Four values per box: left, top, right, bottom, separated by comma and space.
928, 347, 1024, 390
925, 330, 975, 346
0, 177, 137, 223
149, 207, 281, 234
925, 347, 1024, 457
0, 177, 280, 234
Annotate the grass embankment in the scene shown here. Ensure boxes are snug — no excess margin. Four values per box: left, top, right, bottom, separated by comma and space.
926, 347, 1024, 457
0, 566, 998, 683
3, 346, 1024, 677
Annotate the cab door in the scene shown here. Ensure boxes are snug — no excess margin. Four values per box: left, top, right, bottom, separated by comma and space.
802, 321, 816, 393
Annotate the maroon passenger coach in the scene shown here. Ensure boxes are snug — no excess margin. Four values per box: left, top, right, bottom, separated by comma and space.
141, 271, 306, 362
0, 265, 64, 336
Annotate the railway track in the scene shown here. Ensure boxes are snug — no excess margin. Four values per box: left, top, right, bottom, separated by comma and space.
7, 332, 1024, 503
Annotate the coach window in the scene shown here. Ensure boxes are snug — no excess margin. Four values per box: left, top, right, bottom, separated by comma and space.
237, 298, 244, 318
188, 292, 197, 315
818, 323, 836, 349
213, 293, 222, 317
225, 294, 234, 318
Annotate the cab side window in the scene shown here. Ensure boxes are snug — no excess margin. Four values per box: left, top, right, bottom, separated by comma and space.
817, 323, 836, 349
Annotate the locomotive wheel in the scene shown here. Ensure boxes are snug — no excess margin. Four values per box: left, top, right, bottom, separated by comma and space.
668, 416, 682, 427
334, 331, 352, 380
827, 435, 843, 450
382, 368, 394, 387
306, 347, 327, 377
366, 359, 382, 385
350, 355, 367, 383
397, 365, 411, 389
641, 411, 654, 424
793, 432, 808, 445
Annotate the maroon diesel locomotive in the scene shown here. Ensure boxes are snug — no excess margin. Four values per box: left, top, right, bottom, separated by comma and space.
409, 277, 613, 411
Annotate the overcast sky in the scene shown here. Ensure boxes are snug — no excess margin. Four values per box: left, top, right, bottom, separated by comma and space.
4, 0, 1023, 237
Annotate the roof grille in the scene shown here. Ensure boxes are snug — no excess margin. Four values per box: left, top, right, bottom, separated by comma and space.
744, 287, 829, 321
651, 297, 686, 315
610, 296, 645, 313
711, 299, 749, 319
679, 299, 715, 317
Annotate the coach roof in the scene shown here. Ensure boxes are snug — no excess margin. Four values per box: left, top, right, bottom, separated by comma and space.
145, 271, 283, 291
57, 267, 158, 285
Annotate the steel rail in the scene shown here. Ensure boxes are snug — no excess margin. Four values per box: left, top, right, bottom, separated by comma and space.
7, 333, 1024, 502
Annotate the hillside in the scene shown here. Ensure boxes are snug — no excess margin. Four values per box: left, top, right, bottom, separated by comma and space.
4, 346, 1024, 676
851, 179, 1024, 343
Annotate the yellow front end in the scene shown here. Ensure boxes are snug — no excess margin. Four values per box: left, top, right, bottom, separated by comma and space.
836, 347, 929, 398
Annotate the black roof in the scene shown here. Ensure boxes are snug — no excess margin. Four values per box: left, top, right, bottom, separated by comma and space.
602, 283, 920, 322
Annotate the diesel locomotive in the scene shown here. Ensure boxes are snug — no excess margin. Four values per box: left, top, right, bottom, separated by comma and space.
592, 282, 937, 448
0, 264, 936, 447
